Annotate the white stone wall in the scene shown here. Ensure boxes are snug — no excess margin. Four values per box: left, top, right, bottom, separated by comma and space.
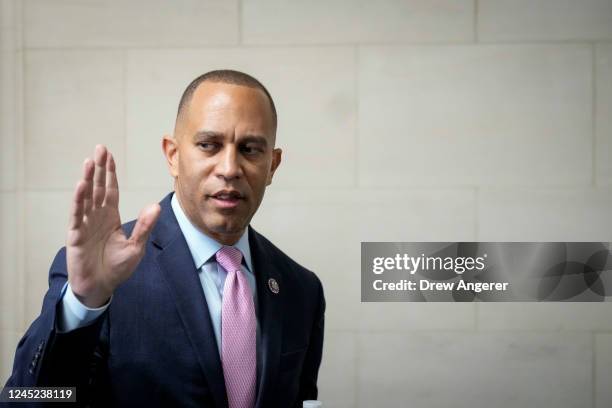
1, 1, 611, 407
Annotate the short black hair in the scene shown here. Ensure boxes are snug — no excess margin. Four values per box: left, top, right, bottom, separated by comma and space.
175, 69, 277, 130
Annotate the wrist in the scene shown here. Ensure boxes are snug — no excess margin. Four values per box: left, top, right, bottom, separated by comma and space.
69, 282, 113, 308
74, 292, 111, 308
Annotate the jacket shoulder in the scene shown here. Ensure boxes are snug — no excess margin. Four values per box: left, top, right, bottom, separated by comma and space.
250, 228, 322, 289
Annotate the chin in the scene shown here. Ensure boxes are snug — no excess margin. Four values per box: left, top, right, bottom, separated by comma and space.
208, 219, 246, 235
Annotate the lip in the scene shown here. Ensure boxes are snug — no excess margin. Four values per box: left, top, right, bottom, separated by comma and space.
210, 196, 242, 209
208, 189, 245, 209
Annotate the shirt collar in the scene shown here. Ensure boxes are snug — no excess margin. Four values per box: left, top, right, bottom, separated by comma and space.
170, 193, 253, 273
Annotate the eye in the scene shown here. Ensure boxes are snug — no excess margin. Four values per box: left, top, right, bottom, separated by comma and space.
241, 144, 264, 155
197, 142, 219, 151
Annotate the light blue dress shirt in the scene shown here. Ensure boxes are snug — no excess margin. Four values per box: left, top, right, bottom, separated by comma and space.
58, 193, 258, 356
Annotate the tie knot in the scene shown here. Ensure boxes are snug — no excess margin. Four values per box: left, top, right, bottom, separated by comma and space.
216, 246, 243, 273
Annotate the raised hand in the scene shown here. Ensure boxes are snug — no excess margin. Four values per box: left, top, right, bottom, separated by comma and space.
66, 145, 161, 307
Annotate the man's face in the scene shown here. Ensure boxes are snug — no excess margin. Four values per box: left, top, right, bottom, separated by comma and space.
163, 81, 281, 245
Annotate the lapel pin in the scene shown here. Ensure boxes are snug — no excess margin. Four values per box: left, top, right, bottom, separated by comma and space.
268, 278, 280, 294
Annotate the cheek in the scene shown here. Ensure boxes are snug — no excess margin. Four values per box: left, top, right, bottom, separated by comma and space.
244, 172, 266, 192
179, 158, 209, 182
249, 161, 272, 182
248, 177, 271, 202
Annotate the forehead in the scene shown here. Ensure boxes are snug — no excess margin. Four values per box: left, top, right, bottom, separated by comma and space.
185, 81, 275, 135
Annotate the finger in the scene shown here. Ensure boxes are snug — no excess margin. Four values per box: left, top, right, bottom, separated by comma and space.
68, 179, 87, 230
103, 153, 119, 208
82, 158, 94, 214
129, 203, 161, 248
92, 145, 107, 208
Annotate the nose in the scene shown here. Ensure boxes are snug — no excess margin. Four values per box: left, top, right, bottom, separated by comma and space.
216, 145, 242, 181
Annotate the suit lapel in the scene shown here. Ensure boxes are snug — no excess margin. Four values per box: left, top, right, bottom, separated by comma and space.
249, 227, 283, 408
152, 193, 228, 407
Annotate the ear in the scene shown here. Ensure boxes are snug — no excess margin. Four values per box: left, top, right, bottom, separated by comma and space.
162, 135, 179, 178
266, 148, 282, 186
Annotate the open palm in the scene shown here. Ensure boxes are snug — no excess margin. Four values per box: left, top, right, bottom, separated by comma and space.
66, 145, 161, 307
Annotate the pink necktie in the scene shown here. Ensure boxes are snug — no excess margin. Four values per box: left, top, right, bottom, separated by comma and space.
216, 246, 256, 408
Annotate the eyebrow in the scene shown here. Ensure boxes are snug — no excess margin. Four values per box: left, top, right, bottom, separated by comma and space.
193, 130, 224, 140
193, 130, 269, 147
241, 135, 268, 147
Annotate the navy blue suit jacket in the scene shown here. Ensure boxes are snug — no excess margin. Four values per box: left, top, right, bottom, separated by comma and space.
5, 192, 325, 407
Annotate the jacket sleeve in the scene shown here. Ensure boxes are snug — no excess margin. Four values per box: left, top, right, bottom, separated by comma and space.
296, 276, 326, 404
4, 247, 109, 405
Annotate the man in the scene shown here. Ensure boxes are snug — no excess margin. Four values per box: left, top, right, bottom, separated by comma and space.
5, 70, 325, 407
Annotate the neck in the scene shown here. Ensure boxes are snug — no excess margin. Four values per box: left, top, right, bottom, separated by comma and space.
206, 229, 243, 246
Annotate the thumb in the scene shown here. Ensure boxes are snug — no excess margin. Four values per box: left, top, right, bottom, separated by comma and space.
129, 203, 161, 247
